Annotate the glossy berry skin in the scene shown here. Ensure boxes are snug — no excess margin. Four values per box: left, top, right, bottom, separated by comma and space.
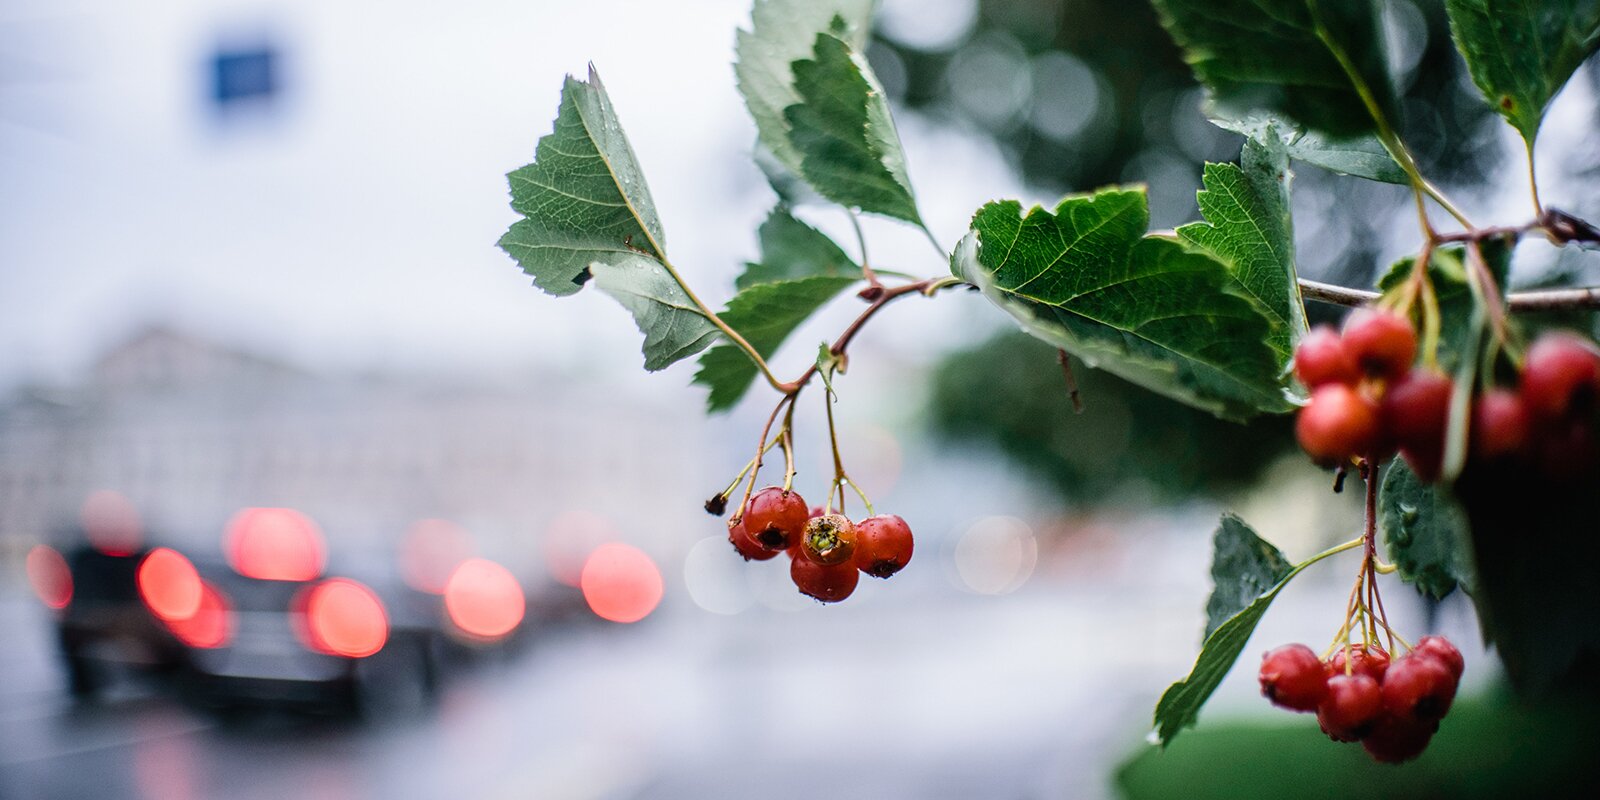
800, 514, 857, 566
1343, 309, 1417, 379
1259, 644, 1328, 712
853, 514, 914, 578
743, 487, 809, 551
1382, 653, 1458, 723
1414, 636, 1464, 680
1362, 713, 1437, 764
1471, 389, 1530, 462
1521, 333, 1600, 423
1382, 371, 1453, 480
728, 520, 777, 562
1317, 673, 1383, 742
1297, 385, 1381, 464
790, 556, 859, 603
1294, 326, 1360, 388
1325, 643, 1389, 683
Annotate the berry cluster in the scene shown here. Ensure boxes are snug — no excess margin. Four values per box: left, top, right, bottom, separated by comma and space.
725, 486, 914, 603
1294, 309, 1600, 481
1260, 636, 1463, 763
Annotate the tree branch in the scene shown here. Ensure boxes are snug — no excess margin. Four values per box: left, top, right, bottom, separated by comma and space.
1300, 278, 1600, 312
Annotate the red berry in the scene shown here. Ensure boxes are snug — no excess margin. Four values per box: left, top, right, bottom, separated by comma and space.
1259, 644, 1328, 712
790, 557, 859, 603
1413, 636, 1464, 680
1362, 712, 1437, 763
1471, 389, 1530, 462
1382, 371, 1453, 480
853, 514, 914, 578
1317, 673, 1383, 742
1521, 332, 1600, 423
799, 514, 857, 566
1297, 385, 1381, 464
728, 519, 777, 562
743, 487, 809, 551
1381, 653, 1458, 723
1294, 326, 1359, 388
809, 506, 826, 519
1343, 309, 1417, 379
1325, 643, 1389, 683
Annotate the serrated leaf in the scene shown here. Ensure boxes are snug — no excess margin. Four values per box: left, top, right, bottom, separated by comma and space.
1210, 112, 1406, 185
1178, 142, 1304, 361
1445, 0, 1600, 145
786, 32, 923, 224
1379, 460, 1474, 600
737, 209, 860, 290
1203, 513, 1294, 638
1154, 514, 1302, 746
953, 188, 1293, 421
693, 276, 860, 411
735, 0, 876, 183
499, 67, 667, 296
1151, 0, 1397, 139
592, 255, 720, 371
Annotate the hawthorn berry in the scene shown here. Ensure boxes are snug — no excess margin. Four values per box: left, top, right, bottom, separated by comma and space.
790, 556, 859, 603
853, 514, 914, 578
1534, 417, 1598, 480
1381, 653, 1458, 723
1470, 388, 1530, 462
1382, 371, 1452, 480
743, 487, 809, 551
1520, 332, 1600, 423
1294, 325, 1359, 389
1326, 643, 1389, 683
800, 513, 857, 566
1259, 644, 1327, 712
1317, 673, 1383, 742
1342, 309, 1416, 379
1296, 385, 1381, 464
728, 519, 777, 562
1413, 636, 1464, 681
1362, 712, 1437, 764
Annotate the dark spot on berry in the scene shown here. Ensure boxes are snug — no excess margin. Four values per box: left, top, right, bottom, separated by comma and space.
755, 527, 786, 548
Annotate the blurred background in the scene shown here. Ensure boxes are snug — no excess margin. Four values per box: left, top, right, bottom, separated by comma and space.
2, 0, 1596, 798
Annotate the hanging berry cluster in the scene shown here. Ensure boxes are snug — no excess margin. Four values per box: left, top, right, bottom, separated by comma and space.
725, 489, 914, 603
1295, 307, 1600, 483
1260, 635, 1463, 763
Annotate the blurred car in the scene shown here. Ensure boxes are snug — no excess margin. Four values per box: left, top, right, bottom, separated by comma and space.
26, 507, 533, 715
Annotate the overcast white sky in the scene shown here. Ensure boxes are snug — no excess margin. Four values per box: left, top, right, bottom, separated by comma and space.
0, 0, 1022, 391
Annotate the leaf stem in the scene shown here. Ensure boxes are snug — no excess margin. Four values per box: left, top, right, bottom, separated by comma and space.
1525, 140, 1544, 218
658, 256, 787, 392
846, 210, 881, 289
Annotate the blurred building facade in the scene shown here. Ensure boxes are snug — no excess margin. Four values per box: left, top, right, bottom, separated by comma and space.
0, 327, 712, 583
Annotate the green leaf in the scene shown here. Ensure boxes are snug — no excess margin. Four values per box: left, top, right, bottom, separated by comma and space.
1445, 0, 1600, 145
1210, 112, 1406, 185
499, 67, 667, 296
735, 0, 876, 186
1379, 460, 1474, 600
1203, 513, 1294, 638
692, 276, 860, 411
785, 32, 923, 224
953, 188, 1293, 421
591, 255, 720, 371
1178, 141, 1304, 362
1154, 514, 1298, 746
817, 341, 846, 396
736, 209, 860, 290
1150, 0, 1397, 138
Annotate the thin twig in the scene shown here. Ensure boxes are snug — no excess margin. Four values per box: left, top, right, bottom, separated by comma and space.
1299, 278, 1600, 312
1056, 349, 1084, 413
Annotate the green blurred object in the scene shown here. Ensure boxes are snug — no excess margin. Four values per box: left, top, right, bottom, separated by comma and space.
928, 332, 1294, 503
1117, 689, 1600, 799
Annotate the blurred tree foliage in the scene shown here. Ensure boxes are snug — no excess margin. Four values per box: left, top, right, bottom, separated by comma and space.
928, 332, 1295, 503
885, 0, 1504, 503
